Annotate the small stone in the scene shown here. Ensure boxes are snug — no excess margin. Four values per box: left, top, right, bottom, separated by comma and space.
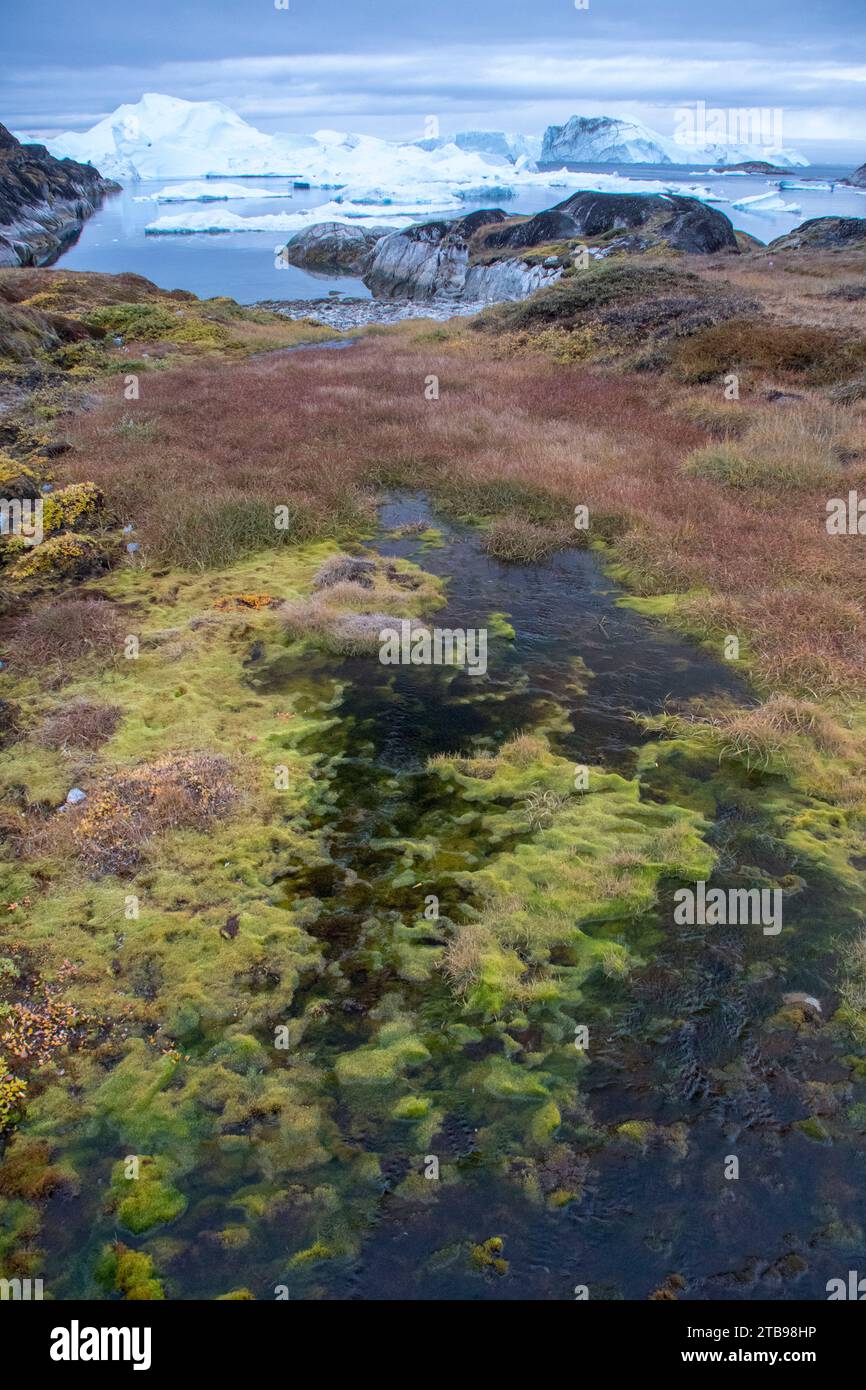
66, 787, 87, 805
783, 991, 822, 1015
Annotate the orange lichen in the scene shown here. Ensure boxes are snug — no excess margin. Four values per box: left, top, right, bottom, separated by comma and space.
212, 593, 273, 611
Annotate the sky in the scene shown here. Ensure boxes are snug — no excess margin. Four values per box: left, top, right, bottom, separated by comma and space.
3, 0, 865, 161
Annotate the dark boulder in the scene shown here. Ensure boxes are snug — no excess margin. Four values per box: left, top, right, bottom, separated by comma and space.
279, 221, 389, 275
479, 191, 738, 256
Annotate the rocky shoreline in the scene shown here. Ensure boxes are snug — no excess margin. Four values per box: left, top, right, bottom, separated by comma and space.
0, 124, 118, 268
255, 294, 492, 330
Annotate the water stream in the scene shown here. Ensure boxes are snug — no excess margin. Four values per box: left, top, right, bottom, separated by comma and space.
40, 491, 866, 1300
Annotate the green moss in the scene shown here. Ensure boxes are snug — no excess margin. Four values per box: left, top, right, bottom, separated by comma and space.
109, 1156, 187, 1234
796, 1117, 832, 1143
617, 1119, 652, 1146
95, 1242, 165, 1300
290, 1240, 334, 1266
392, 1095, 431, 1120
335, 1018, 430, 1087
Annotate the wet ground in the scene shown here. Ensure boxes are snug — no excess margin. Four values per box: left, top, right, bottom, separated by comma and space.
39, 492, 866, 1300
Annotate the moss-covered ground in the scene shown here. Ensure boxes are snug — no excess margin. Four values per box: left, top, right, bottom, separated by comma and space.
1, 264, 866, 1299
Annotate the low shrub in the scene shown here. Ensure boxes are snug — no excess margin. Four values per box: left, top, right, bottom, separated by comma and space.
482, 515, 566, 564
672, 319, 853, 385
13, 596, 126, 666
43, 751, 240, 875
36, 699, 122, 750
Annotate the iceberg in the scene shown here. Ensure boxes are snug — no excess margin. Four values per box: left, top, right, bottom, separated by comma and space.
414, 130, 542, 164
27, 95, 544, 198
540, 114, 808, 168
778, 180, 834, 192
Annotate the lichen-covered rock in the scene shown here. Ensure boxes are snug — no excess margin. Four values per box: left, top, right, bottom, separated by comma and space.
769, 216, 866, 251
479, 191, 739, 256
9, 531, 113, 583
0, 452, 40, 500
363, 209, 531, 301
41, 481, 104, 533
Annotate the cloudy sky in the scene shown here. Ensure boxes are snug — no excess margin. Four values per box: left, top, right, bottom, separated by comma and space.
4, 0, 865, 159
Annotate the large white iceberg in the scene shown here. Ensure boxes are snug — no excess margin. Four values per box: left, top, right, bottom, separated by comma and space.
540, 115, 808, 169
21, 94, 543, 198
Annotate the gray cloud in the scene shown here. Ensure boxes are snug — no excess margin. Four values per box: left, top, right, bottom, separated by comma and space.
5, 2, 864, 157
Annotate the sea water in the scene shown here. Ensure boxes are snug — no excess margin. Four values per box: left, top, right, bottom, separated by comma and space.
52, 164, 864, 305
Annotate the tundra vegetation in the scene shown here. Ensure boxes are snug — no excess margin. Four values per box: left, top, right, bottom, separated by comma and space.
1, 235, 866, 1299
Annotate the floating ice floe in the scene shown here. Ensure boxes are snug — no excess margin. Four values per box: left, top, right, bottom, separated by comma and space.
731, 191, 802, 214
777, 180, 834, 192
144, 197, 466, 235
134, 180, 298, 203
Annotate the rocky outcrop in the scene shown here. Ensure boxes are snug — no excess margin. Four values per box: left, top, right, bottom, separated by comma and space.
847, 163, 866, 188
359, 191, 737, 302
478, 191, 739, 256
362, 209, 557, 301
279, 221, 390, 275
0, 124, 119, 268
768, 217, 866, 251
710, 160, 791, 175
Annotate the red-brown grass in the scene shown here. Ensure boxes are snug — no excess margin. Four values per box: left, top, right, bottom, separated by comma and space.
60, 334, 866, 698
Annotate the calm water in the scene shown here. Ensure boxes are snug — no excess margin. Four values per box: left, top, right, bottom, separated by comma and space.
54, 164, 864, 304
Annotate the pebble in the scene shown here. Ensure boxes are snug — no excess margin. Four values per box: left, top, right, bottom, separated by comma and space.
254, 295, 491, 333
